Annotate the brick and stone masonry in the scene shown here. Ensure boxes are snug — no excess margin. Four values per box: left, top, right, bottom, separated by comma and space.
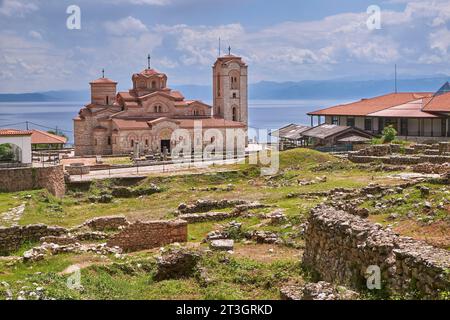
0, 224, 68, 255
106, 220, 188, 253
303, 206, 450, 299
0, 165, 65, 197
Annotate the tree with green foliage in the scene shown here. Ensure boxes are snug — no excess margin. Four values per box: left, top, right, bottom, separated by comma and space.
0, 144, 15, 162
382, 125, 397, 143
47, 130, 68, 139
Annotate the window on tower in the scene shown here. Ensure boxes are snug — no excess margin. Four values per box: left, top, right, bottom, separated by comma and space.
232, 107, 238, 122
217, 74, 221, 97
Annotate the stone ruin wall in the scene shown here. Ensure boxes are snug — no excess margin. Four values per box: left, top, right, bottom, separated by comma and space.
0, 224, 67, 255
106, 220, 188, 253
0, 165, 65, 198
0, 216, 188, 255
303, 206, 450, 299
348, 142, 450, 166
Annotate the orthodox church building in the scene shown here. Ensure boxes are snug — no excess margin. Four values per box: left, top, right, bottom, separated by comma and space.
74, 53, 248, 156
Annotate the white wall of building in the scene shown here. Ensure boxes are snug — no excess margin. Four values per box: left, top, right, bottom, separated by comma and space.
0, 135, 32, 163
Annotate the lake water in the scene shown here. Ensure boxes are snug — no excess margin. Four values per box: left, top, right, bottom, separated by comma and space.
0, 99, 348, 144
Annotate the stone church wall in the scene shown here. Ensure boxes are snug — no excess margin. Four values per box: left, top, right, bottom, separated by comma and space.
303, 206, 450, 299
0, 165, 65, 198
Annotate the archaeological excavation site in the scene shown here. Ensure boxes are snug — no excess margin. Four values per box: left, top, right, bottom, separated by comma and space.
0, 146, 449, 301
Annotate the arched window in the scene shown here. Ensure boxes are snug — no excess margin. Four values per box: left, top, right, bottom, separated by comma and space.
152, 81, 157, 89
154, 106, 158, 113
131, 139, 134, 148
230, 72, 240, 90
232, 107, 238, 122
106, 96, 109, 105
217, 74, 221, 97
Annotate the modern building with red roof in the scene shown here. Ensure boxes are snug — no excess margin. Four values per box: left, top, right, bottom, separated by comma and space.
0, 129, 32, 163
308, 83, 450, 141
74, 54, 248, 156
31, 130, 68, 150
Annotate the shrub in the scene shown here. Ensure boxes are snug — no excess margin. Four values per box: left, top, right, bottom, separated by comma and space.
381, 125, 397, 143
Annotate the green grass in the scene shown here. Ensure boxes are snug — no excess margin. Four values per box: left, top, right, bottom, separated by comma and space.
102, 157, 133, 166
1, 148, 447, 300
0, 149, 401, 229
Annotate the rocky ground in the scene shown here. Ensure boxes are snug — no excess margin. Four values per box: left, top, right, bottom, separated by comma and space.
0, 148, 448, 300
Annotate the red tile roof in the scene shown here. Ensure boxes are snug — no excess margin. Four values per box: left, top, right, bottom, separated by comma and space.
368, 99, 439, 118
112, 119, 150, 130
90, 78, 117, 85
179, 118, 246, 129
138, 69, 166, 77
111, 117, 246, 130
0, 129, 32, 136
31, 130, 67, 144
308, 92, 433, 116
422, 92, 450, 112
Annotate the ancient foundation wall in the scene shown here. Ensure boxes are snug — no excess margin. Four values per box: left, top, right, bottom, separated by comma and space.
348, 154, 450, 165
303, 206, 450, 299
0, 224, 68, 255
0, 165, 65, 197
107, 220, 188, 252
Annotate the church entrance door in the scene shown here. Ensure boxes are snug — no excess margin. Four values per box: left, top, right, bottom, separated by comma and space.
161, 140, 171, 153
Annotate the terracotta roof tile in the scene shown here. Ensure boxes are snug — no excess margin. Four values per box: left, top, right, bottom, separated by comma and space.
0, 129, 32, 136
423, 92, 450, 112
110, 117, 246, 130
368, 99, 439, 118
112, 119, 150, 130
179, 118, 246, 129
138, 69, 166, 78
308, 92, 433, 116
31, 130, 67, 144
90, 78, 117, 85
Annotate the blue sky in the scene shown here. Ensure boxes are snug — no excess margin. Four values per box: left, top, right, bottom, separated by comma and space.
1, 0, 450, 92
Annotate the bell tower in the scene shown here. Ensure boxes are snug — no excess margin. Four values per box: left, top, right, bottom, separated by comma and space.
90, 69, 117, 106
213, 48, 248, 125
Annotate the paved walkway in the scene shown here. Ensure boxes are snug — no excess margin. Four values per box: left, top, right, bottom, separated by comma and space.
69, 158, 243, 182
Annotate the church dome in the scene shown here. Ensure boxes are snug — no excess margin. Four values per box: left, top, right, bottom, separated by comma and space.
138, 68, 166, 78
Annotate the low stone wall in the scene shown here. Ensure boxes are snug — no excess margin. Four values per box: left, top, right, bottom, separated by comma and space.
106, 220, 188, 252
413, 162, 450, 174
348, 154, 450, 165
178, 199, 247, 214
178, 212, 236, 223
83, 216, 129, 231
65, 164, 90, 175
0, 224, 68, 255
348, 143, 450, 166
303, 206, 450, 299
0, 165, 65, 197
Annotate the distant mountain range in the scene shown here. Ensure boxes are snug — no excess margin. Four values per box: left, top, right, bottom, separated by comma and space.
1, 76, 449, 102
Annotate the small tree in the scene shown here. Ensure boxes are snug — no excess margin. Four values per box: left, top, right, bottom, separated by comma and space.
382, 125, 397, 143
0, 144, 15, 162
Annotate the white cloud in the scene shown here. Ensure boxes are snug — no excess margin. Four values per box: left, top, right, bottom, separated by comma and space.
28, 30, 42, 40
104, 16, 148, 36
0, 0, 38, 17
4, 0, 450, 89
